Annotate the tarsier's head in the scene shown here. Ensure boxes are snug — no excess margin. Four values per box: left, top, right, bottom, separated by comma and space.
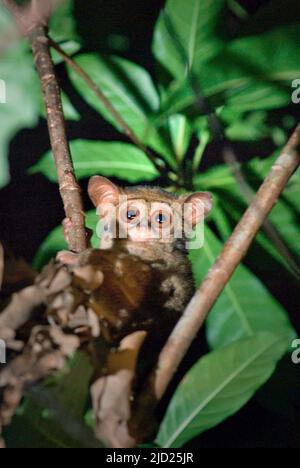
88, 176, 213, 249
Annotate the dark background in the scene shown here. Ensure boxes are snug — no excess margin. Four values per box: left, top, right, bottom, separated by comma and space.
1, 0, 300, 448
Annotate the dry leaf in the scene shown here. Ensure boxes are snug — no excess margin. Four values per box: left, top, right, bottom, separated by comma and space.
91, 331, 147, 448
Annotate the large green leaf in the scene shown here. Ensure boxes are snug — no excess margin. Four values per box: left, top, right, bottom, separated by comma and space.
30, 140, 159, 183
67, 54, 175, 168
156, 332, 288, 448
0, 6, 40, 188
159, 22, 300, 118
33, 210, 98, 270
4, 352, 101, 448
152, 0, 226, 79
189, 227, 296, 349
200, 23, 300, 112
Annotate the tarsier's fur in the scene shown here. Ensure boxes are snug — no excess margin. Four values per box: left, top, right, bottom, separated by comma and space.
105, 185, 196, 315
61, 176, 212, 342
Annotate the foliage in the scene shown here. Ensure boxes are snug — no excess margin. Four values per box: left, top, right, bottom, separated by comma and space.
1, 0, 299, 448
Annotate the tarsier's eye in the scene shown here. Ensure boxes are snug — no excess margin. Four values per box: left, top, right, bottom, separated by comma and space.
127, 209, 139, 221
156, 213, 167, 224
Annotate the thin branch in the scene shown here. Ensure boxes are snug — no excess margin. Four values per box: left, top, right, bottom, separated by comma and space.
3, 0, 88, 253
48, 38, 170, 178
29, 27, 88, 252
149, 125, 300, 402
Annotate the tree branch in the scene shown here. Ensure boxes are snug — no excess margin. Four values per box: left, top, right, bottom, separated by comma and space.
3, 0, 88, 253
151, 125, 300, 401
28, 26, 88, 252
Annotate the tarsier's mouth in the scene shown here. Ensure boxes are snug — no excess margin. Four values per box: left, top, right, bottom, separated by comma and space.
128, 230, 167, 242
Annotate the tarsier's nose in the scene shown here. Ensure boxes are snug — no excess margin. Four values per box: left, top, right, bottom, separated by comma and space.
135, 218, 152, 229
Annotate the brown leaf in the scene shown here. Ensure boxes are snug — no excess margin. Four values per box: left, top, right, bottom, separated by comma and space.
73, 265, 104, 291
91, 331, 147, 448
0, 285, 45, 331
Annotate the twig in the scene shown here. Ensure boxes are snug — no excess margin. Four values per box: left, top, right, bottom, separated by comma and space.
48, 38, 169, 178
3, 0, 88, 253
29, 27, 88, 252
149, 125, 300, 401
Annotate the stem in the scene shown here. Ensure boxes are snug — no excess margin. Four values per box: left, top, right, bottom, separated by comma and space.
48, 38, 170, 179
148, 125, 300, 401
28, 26, 87, 253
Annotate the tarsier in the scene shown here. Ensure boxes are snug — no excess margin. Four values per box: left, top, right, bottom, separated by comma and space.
59, 176, 213, 343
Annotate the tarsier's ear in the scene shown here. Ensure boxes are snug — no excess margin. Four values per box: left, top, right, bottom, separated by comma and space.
88, 176, 120, 207
182, 192, 213, 226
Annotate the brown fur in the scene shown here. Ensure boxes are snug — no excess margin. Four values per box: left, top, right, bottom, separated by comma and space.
59, 177, 212, 341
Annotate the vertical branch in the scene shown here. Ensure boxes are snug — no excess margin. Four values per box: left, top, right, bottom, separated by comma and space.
28, 26, 87, 252
3, 0, 88, 252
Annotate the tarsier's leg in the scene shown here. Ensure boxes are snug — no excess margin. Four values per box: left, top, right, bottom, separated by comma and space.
161, 275, 190, 313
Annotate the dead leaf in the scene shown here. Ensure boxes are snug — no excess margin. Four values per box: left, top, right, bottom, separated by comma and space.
91, 331, 147, 448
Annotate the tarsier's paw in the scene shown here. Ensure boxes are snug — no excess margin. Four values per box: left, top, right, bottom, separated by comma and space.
56, 250, 79, 266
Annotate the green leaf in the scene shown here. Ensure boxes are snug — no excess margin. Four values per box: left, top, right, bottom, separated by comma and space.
4, 352, 101, 448
49, 0, 79, 43
192, 116, 211, 171
189, 227, 296, 349
33, 210, 99, 270
48, 1, 82, 64
152, 0, 226, 79
158, 22, 300, 118
30, 140, 159, 183
0, 6, 40, 188
67, 53, 175, 168
168, 114, 192, 161
221, 109, 270, 141
198, 23, 300, 112
156, 332, 288, 448
210, 198, 232, 241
